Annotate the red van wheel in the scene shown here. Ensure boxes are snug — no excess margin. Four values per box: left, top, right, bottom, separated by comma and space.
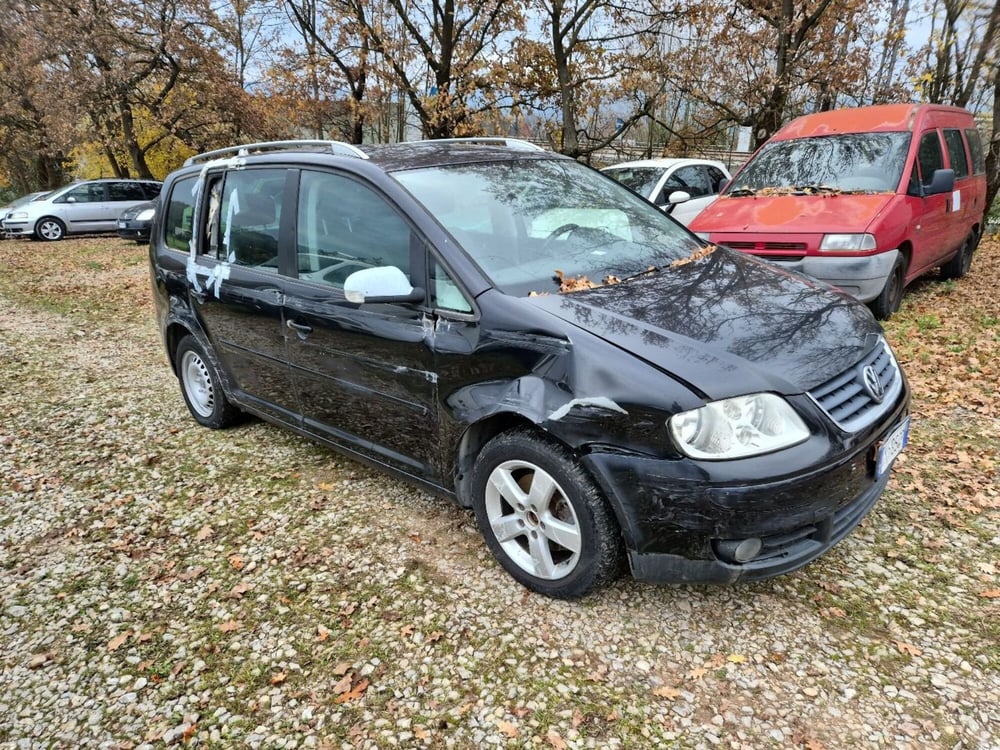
869, 257, 905, 320
940, 233, 975, 280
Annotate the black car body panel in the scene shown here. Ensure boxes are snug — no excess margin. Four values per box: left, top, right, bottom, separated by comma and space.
149, 140, 910, 589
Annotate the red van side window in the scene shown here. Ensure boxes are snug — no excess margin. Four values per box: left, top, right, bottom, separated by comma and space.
943, 129, 970, 179
965, 128, 986, 174
916, 131, 944, 187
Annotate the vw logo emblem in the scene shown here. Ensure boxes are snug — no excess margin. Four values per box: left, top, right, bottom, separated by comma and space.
862, 365, 884, 403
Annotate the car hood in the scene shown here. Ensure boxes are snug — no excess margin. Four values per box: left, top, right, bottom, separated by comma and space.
690, 193, 895, 235
529, 248, 882, 399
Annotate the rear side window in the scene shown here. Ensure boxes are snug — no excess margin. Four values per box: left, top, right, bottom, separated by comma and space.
109, 182, 148, 201
943, 129, 970, 179
163, 176, 197, 252
144, 183, 162, 199
966, 128, 986, 174
670, 165, 713, 197
916, 131, 944, 186
218, 169, 286, 271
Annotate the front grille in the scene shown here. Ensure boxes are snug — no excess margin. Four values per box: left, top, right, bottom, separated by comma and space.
723, 240, 807, 254
809, 339, 901, 432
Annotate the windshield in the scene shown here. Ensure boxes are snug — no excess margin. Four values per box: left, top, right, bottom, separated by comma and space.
728, 132, 912, 194
602, 166, 665, 197
393, 158, 699, 297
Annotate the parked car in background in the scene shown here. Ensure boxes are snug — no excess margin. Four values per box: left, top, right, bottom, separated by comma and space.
690, 104, 987, 319
602, 158, 731, 225
150, 138, 909, 599
2, 178, 161, 241
0, 191, 50, 237
117, 200, 156, 243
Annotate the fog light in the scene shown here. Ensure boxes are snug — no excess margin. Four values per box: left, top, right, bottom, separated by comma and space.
714, 537, 763, 564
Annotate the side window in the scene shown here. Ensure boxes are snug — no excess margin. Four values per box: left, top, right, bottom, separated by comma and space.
430, 259, 472, 314
672, 166, 712, 197
943, 129, 970, 179
163, 176, 197, 252
143, 183, 163, 199
108, 182, 148, 201
965, 128, 986, 174
706, 166, 728, 194
916, 131, 944, 186
60, 183, 104, 203
296, 170, 412, 288
218, 168, 286, 271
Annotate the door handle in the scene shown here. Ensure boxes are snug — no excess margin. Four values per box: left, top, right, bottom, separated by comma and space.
286, 319, 313, 335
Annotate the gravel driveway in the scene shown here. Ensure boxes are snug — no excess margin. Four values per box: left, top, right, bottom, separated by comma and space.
1, 237, 997, 749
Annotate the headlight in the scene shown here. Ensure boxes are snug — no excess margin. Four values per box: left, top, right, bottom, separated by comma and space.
819, 233, 876, 252
668, 393, 809, 460
9, 211, 27, 220
136, 208, 155, 221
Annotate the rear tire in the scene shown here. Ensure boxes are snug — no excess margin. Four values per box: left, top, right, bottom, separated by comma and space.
940, 231, 975, 280
174, 335, 241, 429
34, 217, 65, 241
869, 256, 905, 320
469, 429, 624, 599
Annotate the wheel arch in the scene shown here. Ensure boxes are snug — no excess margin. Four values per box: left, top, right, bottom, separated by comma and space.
34, 215, 66, 240
454, 412, 537, 508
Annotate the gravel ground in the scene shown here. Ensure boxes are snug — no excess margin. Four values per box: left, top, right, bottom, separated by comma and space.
1, 237, 998, 749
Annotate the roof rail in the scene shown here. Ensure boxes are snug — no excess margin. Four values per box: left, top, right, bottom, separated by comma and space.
184, 140, 369, 166
398, 137, 545, 152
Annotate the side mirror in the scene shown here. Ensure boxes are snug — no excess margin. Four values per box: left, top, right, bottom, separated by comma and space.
662, 190, 691, 214
66, 196, 77, 203
344, 266, 425, 304
923, 168, 955, 196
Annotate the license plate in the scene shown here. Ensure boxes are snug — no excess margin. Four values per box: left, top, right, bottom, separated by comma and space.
876, 417, 909, 478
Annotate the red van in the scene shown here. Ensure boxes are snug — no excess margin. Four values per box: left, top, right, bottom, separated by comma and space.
689, 104, 987, 318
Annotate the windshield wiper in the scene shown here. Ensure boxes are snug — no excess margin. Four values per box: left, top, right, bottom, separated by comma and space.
726, 187, 756, 197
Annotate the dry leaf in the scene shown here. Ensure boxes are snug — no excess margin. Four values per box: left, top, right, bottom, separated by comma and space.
317, 624, 331, 642
229, 581, 252, 598
107, 631, 130, 651
228, 555, 245, 570
332, 672, 353, 694
195, 524, 214, 541
688, 666, 708, 680
496, 720, 518, 738
726, 653, 747, 663
333, 677, 369, 704
270, 672, 287, 685
218, 619, 240, 633
895, 641, 922, 656
546, 730, 568, 749
979, 589, 1000, 598
332, 661, 351, 676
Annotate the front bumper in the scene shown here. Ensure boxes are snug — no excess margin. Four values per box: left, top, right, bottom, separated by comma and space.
117, 220, 151, 242
581, 396, 909, 584
757, 251, 900, 303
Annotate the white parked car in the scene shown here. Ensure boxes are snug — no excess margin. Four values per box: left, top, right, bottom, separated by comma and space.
2, 178, 161, 240
602, 158, 731, 226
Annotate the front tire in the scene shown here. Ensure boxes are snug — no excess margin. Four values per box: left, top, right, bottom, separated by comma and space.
34, 217, 65, 241
174, 335, 241, 429
869, 256, 905, 320
469, 430, 624, 598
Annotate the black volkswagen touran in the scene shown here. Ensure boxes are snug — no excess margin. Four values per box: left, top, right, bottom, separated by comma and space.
149, 139, 910, 598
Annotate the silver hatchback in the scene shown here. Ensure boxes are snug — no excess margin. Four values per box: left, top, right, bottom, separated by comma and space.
2, 178, 161, 240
